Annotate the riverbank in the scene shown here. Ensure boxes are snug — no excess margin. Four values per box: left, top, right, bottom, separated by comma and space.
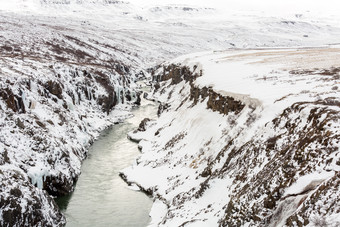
122, 48, 340, 226
55, 95, 158, 226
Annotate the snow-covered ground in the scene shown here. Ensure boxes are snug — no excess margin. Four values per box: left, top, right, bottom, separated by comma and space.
122, 47, 340, 226
0, 0, 340, 226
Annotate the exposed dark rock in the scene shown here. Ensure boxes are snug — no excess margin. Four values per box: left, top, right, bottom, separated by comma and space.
1, 45, 13, 52
94, 71, 115, 94
149, 62, 340, 226
9, 188, 22, 198
0, 18, 145, 227
158, 103, 170, 116
44, 80, 63, 99
153, 64, 200, 84
263, 194, 276, 209
190, 85, 245, 115
0, 149, 10, 165
219, 101, 340, 226
47, 120, 54, 125
154, 63, 245, 115
136, 118, 151, 132
134, 91, 141, 105
285, 172, 340, 227
16, 118, 25, 129
118, 172, 155, 197
126, 90, 132, 101
97, 92, 117, 114
0, 170, 65, 227
0, 88, 26, 113
153, 82, 161, 92
36, 120, 46, 129
200, 167, 211, 178
114, 63, 130, 75
143, 92, 148, 99
44, 174, 77, 197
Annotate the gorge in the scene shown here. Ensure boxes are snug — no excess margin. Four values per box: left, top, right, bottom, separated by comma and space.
0, 1, 340, 226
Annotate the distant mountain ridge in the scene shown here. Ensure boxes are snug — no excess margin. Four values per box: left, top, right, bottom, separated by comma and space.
40, 0, 127, 4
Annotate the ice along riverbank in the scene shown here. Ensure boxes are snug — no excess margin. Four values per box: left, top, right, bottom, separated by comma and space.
56, 95, 158, 227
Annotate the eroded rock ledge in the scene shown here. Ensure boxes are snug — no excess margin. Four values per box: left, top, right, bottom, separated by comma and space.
152, 63, 245, 115
123, 59, 340, 227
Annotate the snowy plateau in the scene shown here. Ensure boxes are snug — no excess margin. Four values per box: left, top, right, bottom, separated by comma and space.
0, 0, 340, 226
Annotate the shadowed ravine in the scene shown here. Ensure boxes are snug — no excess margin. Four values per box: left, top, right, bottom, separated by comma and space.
55, 95, 157, 227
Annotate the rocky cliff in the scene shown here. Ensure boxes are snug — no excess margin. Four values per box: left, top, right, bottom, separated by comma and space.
0, 13, 141, 226
122, 48, 340, 227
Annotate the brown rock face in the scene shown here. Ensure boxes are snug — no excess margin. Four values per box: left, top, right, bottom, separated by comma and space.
0, 88, 25, 113
44, 80, 63, 99
98, 92, 117, 115
0, 170, 65, 227
190, 85, 245, 115
44, 174, 77, 197
136, 118, 151, 132
153, 64, 200, 84
154, 63, 245, 115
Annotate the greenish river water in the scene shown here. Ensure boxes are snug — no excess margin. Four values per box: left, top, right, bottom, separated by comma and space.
56, 96, 157, 227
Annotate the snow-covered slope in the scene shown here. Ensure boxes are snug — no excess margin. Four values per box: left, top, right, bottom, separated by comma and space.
0, 11, 143, 226
1, 0, 340, 226
122, 47, 340, 227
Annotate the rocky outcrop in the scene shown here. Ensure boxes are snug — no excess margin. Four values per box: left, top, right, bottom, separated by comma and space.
190, 85, 245, 115
219, 99, 340, 226
0, 61, 141, 225
136, 118, 151, 132
0, 88, 26, 113
153, 63, 245, 115
44, 81, 63, 99
123, 61, 340, 227
152, 64, 201, 85
0, 169, 65, 227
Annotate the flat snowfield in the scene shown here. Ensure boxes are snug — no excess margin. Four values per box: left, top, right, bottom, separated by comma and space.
173, 47, 340, 106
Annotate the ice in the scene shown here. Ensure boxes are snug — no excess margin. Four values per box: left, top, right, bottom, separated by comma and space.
27, 165, 50, 189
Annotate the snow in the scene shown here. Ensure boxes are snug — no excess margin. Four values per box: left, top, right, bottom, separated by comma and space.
123, 47, 340, 226
284, 171, 335, 197
127, 183, 140, 191
1, 0, 340, 16
171, 47, 340, 107
148, 199, 168, 227
1, 0, 340, 225
166, 48, 340, 147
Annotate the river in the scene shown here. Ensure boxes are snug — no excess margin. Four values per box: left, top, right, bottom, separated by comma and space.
55, 93, 157, 227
